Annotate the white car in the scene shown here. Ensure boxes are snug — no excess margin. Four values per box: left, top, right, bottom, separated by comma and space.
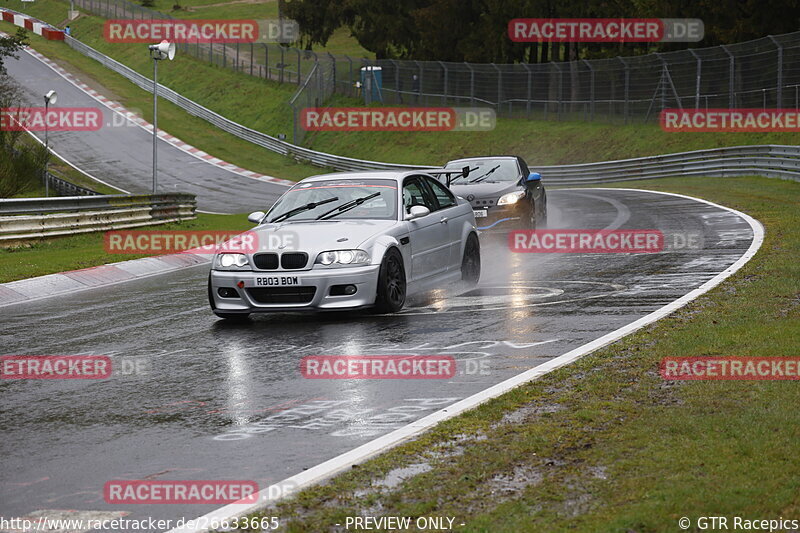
208, 171, 481, 319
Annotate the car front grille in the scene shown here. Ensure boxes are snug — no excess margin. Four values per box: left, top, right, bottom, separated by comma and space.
247, 287, 316, 304
281, 252, 308, 270
253, 253, 279, 269
253, 252, 308, 270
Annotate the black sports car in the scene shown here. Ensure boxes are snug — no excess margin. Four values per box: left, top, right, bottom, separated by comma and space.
442, 156, 547, 232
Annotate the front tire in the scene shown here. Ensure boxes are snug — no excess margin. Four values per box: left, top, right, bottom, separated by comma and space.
374, 248, 406, 313
461, 233, 481, 285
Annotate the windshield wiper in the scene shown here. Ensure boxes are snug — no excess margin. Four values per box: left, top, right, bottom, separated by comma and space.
469, 165, 500, 183
269, 196, 339, 223
316, 192, 381, 220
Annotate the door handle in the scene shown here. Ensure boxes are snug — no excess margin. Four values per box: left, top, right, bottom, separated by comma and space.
439, 216, 448, 223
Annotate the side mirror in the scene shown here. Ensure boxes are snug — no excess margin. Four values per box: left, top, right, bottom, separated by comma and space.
526, 172, 542, 183
406, 205, 430, 220
247, 211, 265, 224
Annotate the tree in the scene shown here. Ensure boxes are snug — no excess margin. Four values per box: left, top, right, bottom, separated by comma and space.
0, 28, 28, 76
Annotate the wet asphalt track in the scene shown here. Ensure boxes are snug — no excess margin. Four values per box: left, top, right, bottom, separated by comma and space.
3, 48, 288, 213
0, 188, 756, 530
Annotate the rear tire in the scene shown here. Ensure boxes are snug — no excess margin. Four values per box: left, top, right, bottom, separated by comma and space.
374, 248, 406, 313
461, 233, 481, 285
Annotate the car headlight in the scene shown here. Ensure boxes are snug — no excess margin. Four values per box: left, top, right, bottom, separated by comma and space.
497, 191, 526, 205
216, 253, 250, 270
315, 249, 370, 266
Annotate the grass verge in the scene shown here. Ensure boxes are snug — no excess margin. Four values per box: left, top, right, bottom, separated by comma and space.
0, 211, 249, 283
244, 176, 799, 532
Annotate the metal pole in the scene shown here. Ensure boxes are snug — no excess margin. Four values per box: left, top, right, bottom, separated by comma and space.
492, 63, 501, 114
768, 35, 783, 107
583, 59, 594, 121
618, 57, 629, 123
465, 62, 475, 106
721, 45, 734, 108
438, 61, 447, 105
552, 62, 563, 121
44, 100, 49, 197
152, 57, 158, 193
523, 63, 531, 117
689, 49, 701, 109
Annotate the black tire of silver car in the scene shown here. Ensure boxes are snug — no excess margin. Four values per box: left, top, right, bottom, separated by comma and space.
208, 273, 250, 320
461, 233, 481, 284
375, 248, 406, 313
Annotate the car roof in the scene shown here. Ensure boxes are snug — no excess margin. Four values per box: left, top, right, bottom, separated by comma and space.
299, 170, 434, 184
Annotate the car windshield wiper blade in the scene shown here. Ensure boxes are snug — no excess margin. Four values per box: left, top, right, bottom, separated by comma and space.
469, 165, 500, 183
316, 192, 381, 220
269, 196, 339, 223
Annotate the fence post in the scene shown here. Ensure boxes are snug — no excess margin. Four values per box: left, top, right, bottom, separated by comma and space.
296, 48, 302, 85
223, 43, 226, 68
688, 49, 701, 109
346, 56, 353, 97
250, 42, 254, 75
552, 62, 563, 120
465, 62, 475, 106
491, 63, 501, 114
618, 56, 629, 124
329, 53, 337, 95
416, 60, 424, 106
522, 63, 531, 118
721, 45, 735, 108
280, 46, 285, 83
438, 61, 448, 105
582, 59, 594, 121
265, 44, 269, 80
768, 35, 783, 107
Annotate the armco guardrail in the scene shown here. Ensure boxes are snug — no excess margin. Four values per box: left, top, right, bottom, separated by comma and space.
0, 193, 196, 245
538, 145, 800, 186
44, 170, 100, 196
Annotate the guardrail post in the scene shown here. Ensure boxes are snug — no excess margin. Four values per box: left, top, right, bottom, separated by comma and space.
582, 59, 594, 121
768, 35, 783, 108
721, 45, 735, 108
688, 49, 701, 109
617, 57, 630, 123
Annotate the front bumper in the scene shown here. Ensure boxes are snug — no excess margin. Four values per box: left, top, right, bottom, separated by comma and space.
209, 265, 381, 313
472, 202, 528, 232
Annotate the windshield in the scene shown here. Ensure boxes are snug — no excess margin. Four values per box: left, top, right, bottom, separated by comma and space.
266, 179, 397, 222
445, 159, 520, 182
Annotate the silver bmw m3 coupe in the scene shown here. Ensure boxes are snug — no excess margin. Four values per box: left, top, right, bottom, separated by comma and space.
208, 171, 481, 319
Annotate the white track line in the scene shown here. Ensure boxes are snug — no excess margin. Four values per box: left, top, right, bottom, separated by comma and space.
168, 189, 765, 532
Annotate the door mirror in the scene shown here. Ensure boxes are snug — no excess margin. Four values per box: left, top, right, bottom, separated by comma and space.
526, 172, 542, 183
406, 205, 430, 220
247, 211, 266, 224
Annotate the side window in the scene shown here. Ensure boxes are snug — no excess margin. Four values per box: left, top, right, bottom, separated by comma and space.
517, 157, 530, 178
402, 178, 436, 214
424, 177, 457, 210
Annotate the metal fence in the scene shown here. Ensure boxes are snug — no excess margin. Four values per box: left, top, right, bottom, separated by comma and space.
69, 0, 800, 126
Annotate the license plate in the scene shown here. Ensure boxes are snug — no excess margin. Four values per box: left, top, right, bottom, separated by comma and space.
473, 209, 487, 218
254, 276, 301, 287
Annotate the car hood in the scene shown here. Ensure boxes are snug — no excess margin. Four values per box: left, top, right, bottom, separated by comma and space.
250, 219, 399, 252
449, 181, 518, 200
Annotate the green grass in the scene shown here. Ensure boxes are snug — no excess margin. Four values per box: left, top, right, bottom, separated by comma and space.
242, 176, 800, 532
0, 211, 250, 282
